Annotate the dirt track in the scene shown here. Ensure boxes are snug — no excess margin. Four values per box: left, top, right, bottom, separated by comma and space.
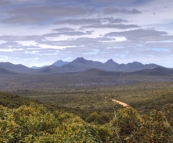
111, 99, 130, 107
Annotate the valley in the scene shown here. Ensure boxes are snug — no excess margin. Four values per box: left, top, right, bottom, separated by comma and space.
0, 58, 173, 142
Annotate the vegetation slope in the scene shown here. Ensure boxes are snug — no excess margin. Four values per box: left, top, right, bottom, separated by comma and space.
0, 91, 173, 142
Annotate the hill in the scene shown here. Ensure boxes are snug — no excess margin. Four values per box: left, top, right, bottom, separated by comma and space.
38, 65, 66, 74
0, 62, 34, 74
133, 66, 173, 76
77, 66, 173, 77
0, 67, 17, 75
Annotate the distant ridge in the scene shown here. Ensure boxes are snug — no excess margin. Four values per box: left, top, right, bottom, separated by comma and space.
133, 66, 173, 76
0, 57, 161, 74
77, 66, 173, 77
58, 57, 159, 72
38, 65, 67, 74
0, 62, 34, 73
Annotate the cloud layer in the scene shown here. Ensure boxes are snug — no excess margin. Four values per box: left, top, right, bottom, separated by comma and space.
0, 0, 173, 67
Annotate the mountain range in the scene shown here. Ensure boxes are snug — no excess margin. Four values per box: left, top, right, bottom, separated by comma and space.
0, 57, 171, 75
39, 57, 159, 74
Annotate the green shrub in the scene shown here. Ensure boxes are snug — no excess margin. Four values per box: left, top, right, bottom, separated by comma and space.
130, 110, 173, 143
111, 107, 141, 141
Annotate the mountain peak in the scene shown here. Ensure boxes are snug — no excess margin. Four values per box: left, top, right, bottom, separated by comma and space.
107, 59, 114, 62
106, 59, 117, 63
53, 60, 69, 67
105, 59, 118, 65
73, 57, 87, 63
76, 57, 86, 60
132, 61, 142, 64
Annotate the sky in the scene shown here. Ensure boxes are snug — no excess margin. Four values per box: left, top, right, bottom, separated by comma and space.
0, 0, 173, 67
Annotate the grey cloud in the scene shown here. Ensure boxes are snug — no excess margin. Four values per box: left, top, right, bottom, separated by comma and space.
0, 30, 93, 44
55, 18, 102, 25
107, 18, 128, 23
92, 0, 151, 6
3, 15, 45, 25
0, 41, 22, 48
1, 28, 172, 49
3, 6, 92, 24
103, 7, 141, 14
82, 24, 139, 29
54, 17, 127, 25
0, 0, 9, 5
10, 6, 89, 16
0, 35, 42, 42
52, 27, 76, 32
105, 29, 171, 41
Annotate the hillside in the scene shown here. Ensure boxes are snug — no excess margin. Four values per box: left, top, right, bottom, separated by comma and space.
133, 66, 173, 76
38, 65, 67, 74
0, 96, 172, 142
0, 62, 34, 73
0, 67, 17, 75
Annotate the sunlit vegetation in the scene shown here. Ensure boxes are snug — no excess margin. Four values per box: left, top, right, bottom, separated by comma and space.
0, 82, 173, 142
0, 103, 172, 142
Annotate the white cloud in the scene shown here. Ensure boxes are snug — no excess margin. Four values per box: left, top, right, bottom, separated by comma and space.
17, 41, 37, 46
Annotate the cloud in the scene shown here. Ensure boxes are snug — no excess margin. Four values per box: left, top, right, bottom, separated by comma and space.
3, 15, 45, 25
55, 17, 127, 25
0, 0, 9, 5
91, 0, 152, 6
44, 31, 93, 37
0, 41, 22, 47
3, 6, 93, 25
0, 42, 24, 52
82, 23, 139, 29
0, 35, 42, 42
103, 7, 141, 15
0, 30, 93, 44
52, 27, 76, 32
105, 29, 172, 42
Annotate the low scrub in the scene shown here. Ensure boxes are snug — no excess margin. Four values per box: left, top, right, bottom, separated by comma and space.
0, 103, 173, 142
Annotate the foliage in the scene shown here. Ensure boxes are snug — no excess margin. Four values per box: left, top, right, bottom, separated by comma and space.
130, 109, 173, 143
0, 92, 39, 108
0, 103, 173, 142
86, 111, 113, 124
2, 82, 173, 123
111, 107, 142, 142
0, 104, 115, 142
109, 105, 173, 143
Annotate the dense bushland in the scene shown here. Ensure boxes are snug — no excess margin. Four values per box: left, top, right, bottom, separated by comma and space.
0, 103, 172, 143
